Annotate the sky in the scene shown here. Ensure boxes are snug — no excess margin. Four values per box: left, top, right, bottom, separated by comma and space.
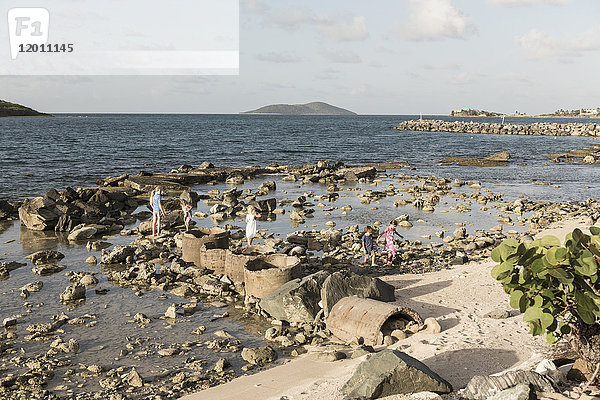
1, 0, 600, 115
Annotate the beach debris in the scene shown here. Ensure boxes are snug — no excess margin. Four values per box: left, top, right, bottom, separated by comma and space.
461, 371, 555, 400
327, 297, 422, 346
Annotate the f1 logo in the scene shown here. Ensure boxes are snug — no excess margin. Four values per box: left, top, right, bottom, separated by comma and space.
7, 8, 49, 60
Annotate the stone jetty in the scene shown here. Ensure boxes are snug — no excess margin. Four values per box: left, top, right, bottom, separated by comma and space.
395, 119, 600, 137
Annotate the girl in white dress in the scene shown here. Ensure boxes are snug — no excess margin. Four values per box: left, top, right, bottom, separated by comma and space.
245, 205, 261, 245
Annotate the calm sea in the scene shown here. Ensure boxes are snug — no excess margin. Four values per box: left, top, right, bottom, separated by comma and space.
1, 114, 600, 202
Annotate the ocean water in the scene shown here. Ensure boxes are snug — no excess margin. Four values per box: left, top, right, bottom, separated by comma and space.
1, 114, 600, 201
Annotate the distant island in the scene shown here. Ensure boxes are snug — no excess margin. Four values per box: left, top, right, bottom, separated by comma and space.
450, 108, 505, 117
0, 100, 50, 117
242, 101, 356, 115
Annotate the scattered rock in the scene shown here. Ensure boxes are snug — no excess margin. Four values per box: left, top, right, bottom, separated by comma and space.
67, 226, 98, 241
26, 250, 64, 265
315, 351, 347, 362
421, 317, 442, 334
124, 367, 143, 387
241, 346, 278, 366
32, 264, 67, 276
21, 281, 43, 293
165, 304, 177, 319
85, 255, 98, 265
60, 284, 86, 302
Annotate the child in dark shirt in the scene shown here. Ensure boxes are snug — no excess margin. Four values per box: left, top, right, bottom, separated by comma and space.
362, 225, 376, 267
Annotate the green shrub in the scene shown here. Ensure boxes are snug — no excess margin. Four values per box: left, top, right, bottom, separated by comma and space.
491, 228, 600, 358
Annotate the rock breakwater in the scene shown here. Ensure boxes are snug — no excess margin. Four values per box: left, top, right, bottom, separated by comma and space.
395, 119, 600, 137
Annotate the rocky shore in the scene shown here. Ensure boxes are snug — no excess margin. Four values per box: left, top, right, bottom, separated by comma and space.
395, 119, 600, 137
1, 160, 599, 400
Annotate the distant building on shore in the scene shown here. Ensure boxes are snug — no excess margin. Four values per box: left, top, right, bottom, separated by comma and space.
543, 107, 600, 117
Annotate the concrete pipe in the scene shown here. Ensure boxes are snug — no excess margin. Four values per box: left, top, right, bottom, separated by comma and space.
243, 254, 302, 299
198, 248, 227, 274
182, 227, 229, 267
326, 296, 423, 346
225, 245, 276, 283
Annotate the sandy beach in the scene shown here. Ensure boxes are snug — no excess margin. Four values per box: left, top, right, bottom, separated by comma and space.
183, 217, 595, 400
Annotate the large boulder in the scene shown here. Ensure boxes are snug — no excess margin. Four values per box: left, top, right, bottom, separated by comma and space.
260, 271, 330, 323
19, 197, 59, 230
341, 350, 452, 399
321, 271, 396, 316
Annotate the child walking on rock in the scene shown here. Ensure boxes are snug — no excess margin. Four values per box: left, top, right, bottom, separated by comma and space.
378, 220, 404, 265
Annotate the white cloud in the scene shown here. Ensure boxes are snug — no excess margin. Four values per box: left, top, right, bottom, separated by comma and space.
403, 0, 476, 41
264, 6, 316, 31
350, 87, 366, 95
320, 49, 362, 64
318, 15, 369, 42
241, 0, 269, 14
516, 25, 600, 60
256, 6, 368, 42
488, 0, 567, 6
256, 52, 301, 63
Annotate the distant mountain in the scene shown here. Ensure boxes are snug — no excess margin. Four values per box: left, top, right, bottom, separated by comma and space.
0, 100, 50, 117
242, 101, 356, 115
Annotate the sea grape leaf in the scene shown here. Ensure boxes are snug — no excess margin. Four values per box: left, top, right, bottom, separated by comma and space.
547, 268, 574, 284
523, 306, 542, 322
491, 246, 502, 263
540, 312, 554, 328
491, 261, 515, 280
510, 290, 523, 309
541, 235, 561, 248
